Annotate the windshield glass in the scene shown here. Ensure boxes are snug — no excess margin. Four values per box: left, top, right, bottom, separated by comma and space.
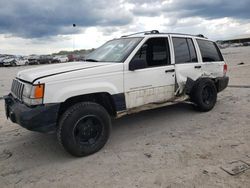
85, 37, 142, 62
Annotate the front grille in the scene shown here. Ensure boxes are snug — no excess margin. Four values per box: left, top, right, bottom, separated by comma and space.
11, 79, 24, 101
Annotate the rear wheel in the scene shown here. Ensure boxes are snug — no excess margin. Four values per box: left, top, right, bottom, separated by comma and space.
191, 79, 217, 112
57, 102, 111, 157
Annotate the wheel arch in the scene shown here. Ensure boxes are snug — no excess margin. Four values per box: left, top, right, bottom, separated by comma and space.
58, 92, 118, 123
185, 77, 219, 95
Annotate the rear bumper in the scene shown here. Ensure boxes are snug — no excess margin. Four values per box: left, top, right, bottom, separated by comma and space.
216, 76, 229, 92
4, 94, 60, 133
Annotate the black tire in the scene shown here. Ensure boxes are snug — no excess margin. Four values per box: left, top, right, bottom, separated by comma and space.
57, 102, 111, 157
191, 79, 217, 112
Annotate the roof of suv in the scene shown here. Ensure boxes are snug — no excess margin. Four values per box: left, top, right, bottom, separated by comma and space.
122, 30, 207, 39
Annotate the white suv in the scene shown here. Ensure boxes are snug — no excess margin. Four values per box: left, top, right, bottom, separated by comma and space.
4, 30, 229, 157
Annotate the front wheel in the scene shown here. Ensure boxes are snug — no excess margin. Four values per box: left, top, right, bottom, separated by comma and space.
57, 102, 111, 157
191, 79, 217, 112
11, 62, 17, 66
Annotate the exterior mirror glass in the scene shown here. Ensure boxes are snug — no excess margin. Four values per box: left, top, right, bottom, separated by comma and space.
129, 59, 147, 71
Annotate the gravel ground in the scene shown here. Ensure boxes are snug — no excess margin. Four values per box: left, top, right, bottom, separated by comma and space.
0, 46, 250, 187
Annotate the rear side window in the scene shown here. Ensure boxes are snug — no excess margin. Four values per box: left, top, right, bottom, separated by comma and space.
187, 39, 198, 62
197, 39, 223, 62
173, 37, 198, 64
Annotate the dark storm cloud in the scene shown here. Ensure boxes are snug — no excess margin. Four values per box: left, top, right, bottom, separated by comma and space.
0, 0, 249, 39
0, 0, 132, 38
131, 0, 250, 20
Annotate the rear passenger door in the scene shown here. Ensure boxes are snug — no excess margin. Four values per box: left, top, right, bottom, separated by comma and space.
196, 39, 225, 78
172, 37, 203, 93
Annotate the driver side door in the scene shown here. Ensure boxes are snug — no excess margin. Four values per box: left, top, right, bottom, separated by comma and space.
124, 37, 175, 109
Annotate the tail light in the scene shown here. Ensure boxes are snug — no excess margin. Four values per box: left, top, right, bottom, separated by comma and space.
223, 63, 227, 75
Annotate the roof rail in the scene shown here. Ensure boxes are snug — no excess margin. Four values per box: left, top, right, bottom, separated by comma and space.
196, 34, 206, 38
121, 30, 160, 37
121, 30, 207, 38
145, 30, 160, 35
162, 32, 207, 38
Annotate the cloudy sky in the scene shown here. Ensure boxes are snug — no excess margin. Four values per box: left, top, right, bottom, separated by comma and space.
0, 0, 250, 55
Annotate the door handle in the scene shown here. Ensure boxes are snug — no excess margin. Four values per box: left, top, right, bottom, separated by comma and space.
194, 65, 201, 69
165, 69, 175, 73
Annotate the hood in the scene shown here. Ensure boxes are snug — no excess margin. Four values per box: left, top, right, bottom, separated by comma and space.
3, 58, 15, 63
17, 61, 113, 83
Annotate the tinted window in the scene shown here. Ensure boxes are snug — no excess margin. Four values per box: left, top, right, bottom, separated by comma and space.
132, 38, 170, 67
173, 37, 198, 64
187, 39, 198, 62
197, 39, 223, 62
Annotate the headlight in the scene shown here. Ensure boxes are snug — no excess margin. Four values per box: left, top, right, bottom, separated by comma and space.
23, 83, 32, 98
22, 83, 45, 105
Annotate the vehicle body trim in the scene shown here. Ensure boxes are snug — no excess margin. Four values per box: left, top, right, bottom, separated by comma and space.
32, 64, 107, 83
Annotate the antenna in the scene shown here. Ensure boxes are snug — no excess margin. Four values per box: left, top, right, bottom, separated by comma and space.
72, 24, 76, 51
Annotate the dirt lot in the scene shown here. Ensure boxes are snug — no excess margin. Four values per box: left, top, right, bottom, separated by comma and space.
0, 47, 250, 187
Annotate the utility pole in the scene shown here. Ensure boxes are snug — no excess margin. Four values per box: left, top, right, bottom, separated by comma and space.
73, 24, 76, 51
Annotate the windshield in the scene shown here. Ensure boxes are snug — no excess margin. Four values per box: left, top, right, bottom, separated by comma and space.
85, 37, 142, 62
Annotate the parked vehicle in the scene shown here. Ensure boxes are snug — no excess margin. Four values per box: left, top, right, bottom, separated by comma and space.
27, 55, 40, 65
0, 56, 8, 67
2, 56, 28, 66
4, 30, 229, 157
38, 55, 53, 64
53, 55, 68, 63
67, 54, 75, 62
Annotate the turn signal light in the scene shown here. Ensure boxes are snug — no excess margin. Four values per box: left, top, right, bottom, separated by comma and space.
34, 84, 44, 99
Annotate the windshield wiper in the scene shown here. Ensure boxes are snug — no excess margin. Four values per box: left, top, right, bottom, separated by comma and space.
85, 58, 99, 62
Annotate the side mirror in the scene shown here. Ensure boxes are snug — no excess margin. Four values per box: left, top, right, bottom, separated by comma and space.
129, 59, 147, 71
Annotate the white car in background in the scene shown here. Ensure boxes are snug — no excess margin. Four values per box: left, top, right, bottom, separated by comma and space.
3, 57, 28, 66
53, 55, 68, 63
0, 56, 8, 66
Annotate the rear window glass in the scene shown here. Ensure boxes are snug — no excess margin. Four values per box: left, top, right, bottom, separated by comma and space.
173, 37, 198, 64
197, 39, 223, 62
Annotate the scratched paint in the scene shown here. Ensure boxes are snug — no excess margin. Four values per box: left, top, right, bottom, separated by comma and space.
117, 94, 189, 118
125, 85, 175, 109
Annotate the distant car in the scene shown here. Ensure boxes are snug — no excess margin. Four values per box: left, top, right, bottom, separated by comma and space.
16, 57, 29, 66
53, 55, 68, 63
2, 57, 27, 66
27, 55, 40, 65
243, 42, 250, 46
38, 55, 53, 64
230, 43, 243, 47
0, 57, 7, 67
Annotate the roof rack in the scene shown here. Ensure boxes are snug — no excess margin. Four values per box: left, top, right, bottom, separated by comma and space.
121, 30, 207, 38
121, 30, 160, 37
196, 34, 206, 38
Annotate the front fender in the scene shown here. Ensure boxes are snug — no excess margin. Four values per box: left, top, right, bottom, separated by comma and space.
44, 82, 120, 103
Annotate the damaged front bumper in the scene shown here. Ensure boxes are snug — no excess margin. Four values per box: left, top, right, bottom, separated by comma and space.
4, 94, 60, 133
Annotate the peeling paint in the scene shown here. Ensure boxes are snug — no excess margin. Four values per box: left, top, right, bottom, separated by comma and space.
117, 94, 189, 118
125, 85, 174, 109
